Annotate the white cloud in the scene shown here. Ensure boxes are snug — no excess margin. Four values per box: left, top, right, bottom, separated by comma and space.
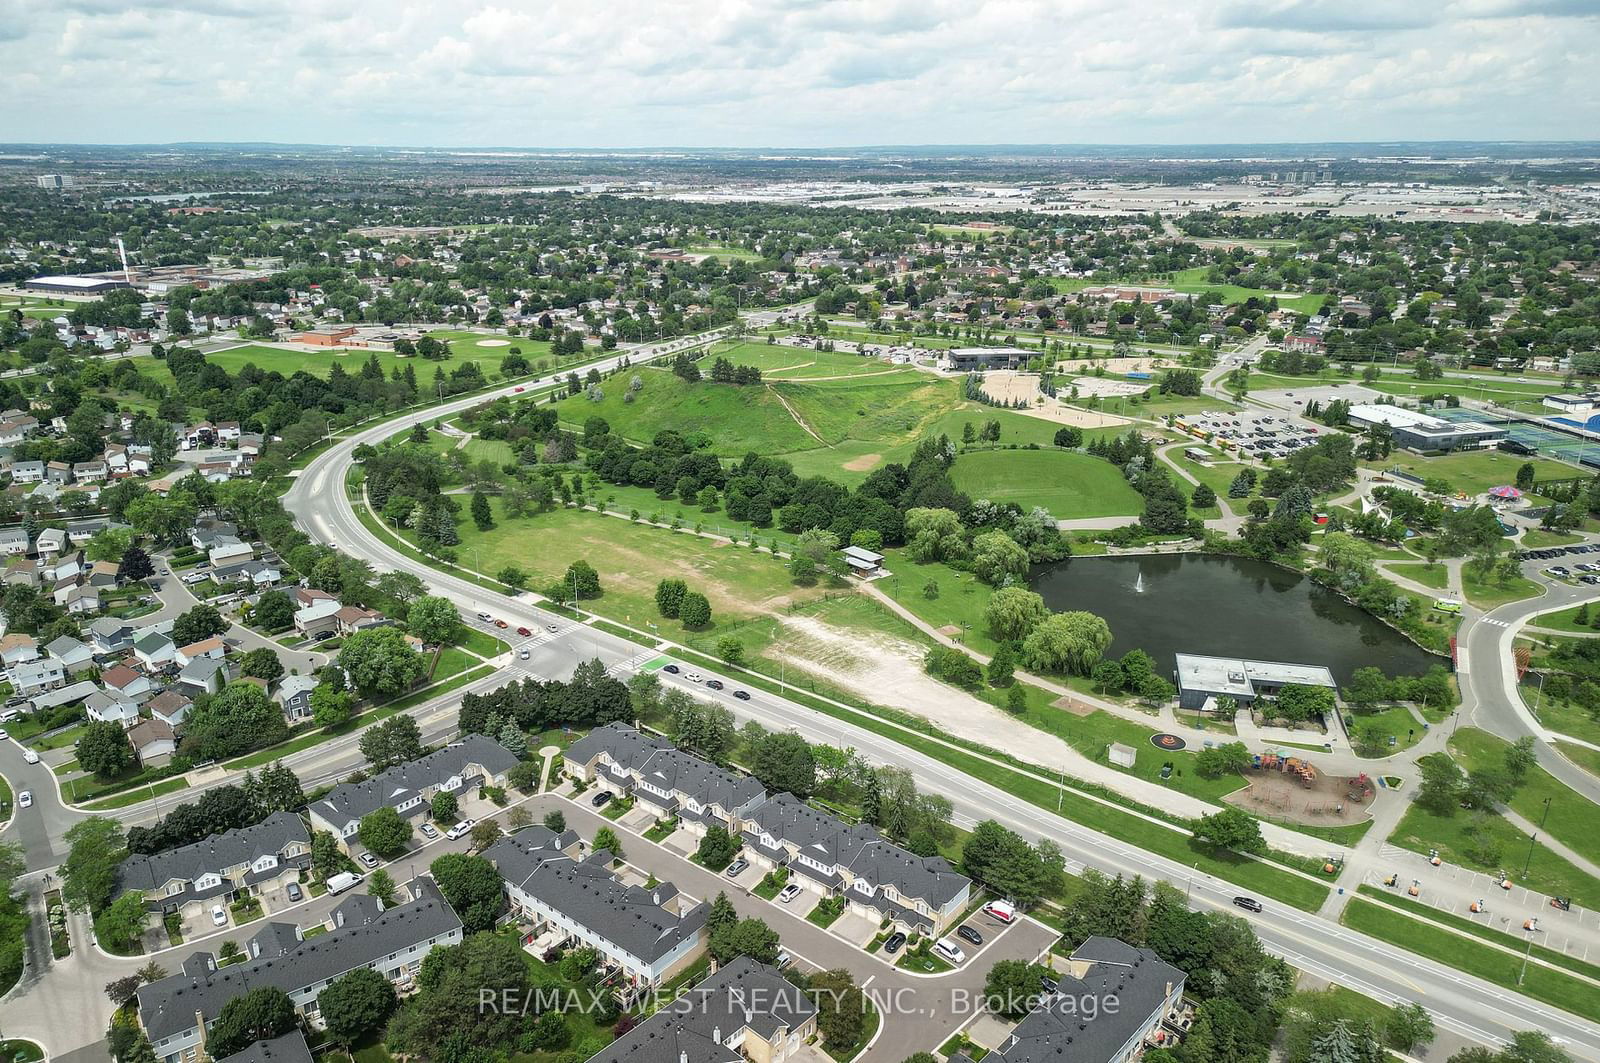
0, 0, 1594, 145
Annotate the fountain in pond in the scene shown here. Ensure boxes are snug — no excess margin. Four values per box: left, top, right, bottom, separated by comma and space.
1134, 571, 1145, 593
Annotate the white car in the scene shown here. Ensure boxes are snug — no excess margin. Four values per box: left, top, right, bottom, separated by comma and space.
518, 649, 531, 660
446, 819, 476, 840
22, 750, 39, 765
477, 611, 492, 622
684, 672, 703, 683
0, 728, 8, 740
17, 790, 31, 808
777, 883, 803, 903
211, 905, 227, 927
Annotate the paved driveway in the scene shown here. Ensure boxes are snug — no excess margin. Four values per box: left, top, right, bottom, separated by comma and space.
831, 910, 880, 947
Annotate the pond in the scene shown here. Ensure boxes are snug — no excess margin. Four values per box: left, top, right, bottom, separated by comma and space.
1028, 553, 1442, 684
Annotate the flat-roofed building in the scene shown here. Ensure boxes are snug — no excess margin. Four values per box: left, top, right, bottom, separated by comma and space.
1344, 403, 1505, 453
1174, 653, 1336, 711
939, 347, 1031, 372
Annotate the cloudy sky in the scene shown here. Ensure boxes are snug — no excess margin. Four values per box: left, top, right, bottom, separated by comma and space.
3, 0, 1598, 147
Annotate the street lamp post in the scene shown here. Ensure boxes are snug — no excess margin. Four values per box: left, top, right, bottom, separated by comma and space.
1522, 796, 1554, 877
1518, 925, 1536, 986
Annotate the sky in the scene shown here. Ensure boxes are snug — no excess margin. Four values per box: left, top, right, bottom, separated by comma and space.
2, 0, 1598, 148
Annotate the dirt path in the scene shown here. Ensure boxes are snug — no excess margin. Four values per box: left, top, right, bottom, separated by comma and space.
765, 383, 832, 447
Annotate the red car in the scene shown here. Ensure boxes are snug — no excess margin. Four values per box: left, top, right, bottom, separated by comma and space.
494, 619, 509, 629
516, 626, 532, 637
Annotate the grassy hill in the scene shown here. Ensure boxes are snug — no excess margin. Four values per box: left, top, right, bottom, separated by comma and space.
950, 449, 1143, 520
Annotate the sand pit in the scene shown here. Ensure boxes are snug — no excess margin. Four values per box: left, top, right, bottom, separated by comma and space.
977, 371, 1132, 428
475, 339, 511, 347
1053, 355, 1172, 375
1069, 376, 1148, 398
842, 453, 881, 472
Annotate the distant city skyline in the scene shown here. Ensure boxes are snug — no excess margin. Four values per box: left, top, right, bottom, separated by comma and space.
3, 0, 1598, 147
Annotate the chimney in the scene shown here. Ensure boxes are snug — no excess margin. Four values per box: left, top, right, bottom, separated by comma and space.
1165, 981, 1173, 997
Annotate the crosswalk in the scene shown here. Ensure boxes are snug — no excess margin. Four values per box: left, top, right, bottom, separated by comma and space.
616, 649, 658, 673
1479, 617, 1511, 628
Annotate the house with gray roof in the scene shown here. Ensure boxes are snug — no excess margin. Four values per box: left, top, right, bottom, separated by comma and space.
966, 938, 1186, 1063
28, 679, 97, 711
118, 811, 312, 917
584, 957, 817, 1063
137, 879, 463, 1063
274, 674, 317, 722
308, 735, 518, 844
485, 826, 707, 996
214, 1032, 313, 1063
12, 656, 64, 697
34, 526, 66, 556
0, 527, 28, 556
177, 655, 228, 696
565, 721, 767, 835
88, 615, 135, 654
85, 688, 140, 728
45, 634, 93, 671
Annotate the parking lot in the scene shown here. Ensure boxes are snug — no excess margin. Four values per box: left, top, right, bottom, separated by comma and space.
1183, 408, 1322, 460
1517, 542, 1600, 585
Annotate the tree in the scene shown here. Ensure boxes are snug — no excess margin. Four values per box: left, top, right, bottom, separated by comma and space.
430, 790, 459, 824
407, 595, 460, 645
753, 731, 816, 798
564, 560, 602, 599
239, 647, 284, 682
94, 890, 148, 953
904, 507, 966, 563
1192, 807, 1265, 854
695, 826, 739, 870
1503, 736, 1537, 789
311, 684, 355, 729
340, 627, 425, 699
1190, 483, 1217, 510
1503, 1031, 1570, 1063
470, 491, 494, 531
983, 587, 1049, 642
1195, 741, 1251, 779
1384, 1002, 1435, 1053
1022, 611, 1113, 674
654, 578, 688, 618
358, 806, 413, 858
1341, 667, 1393, 711
1515, 463, 1537, 491
254, 590, 294, 631
385, 929, 529, 1056
716, 636, 746, 666
984, 959, 1053, 1018
709, 916, 781, 965
106, 973, 145, 1007
318, 967, 398, 1049
359, 714, 423, 772
971, 530, 1030, 586
1416, 754, 1465, 815
172, 603, 228, 646
76, 720, 134, 780
118, 544, 154, 582
960, 820, 1065, 907
470, 819, 503, 850
62, 817, 126, 913
678, 591, 712, 628
808, 968, 868, 1050
429, 852, 505, 933
208, 986, 297, 1058
496, 565, 526, 589
594, 826, 624, 859
182, 682, 288, 762
367, 868, 398, 907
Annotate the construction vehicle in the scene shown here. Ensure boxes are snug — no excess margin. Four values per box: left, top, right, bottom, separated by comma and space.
1551, 897, 1572, 911
1384, 874, 1398, 888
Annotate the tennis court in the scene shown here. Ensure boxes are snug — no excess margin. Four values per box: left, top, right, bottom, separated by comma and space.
1431, 407, 1600, 466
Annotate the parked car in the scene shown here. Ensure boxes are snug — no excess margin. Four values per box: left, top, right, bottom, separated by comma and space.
733, 690, 751, 701
0, 728, 7, 740
494, 619, 508, 629
706, 679, 724, 691
957, 925, 982, 946
775, 949, 793, 970
516, 626, 532, 637
591, 790, 615, 808
326, 872, 363, 895
726, 858, 749, 878
883, 932, 907, 954
420, 823, 439, 839
934, 937, 966, 964
1233, 896, 1263, 913
358, 852, 379, 869
983, 900, 1016, 923
211, 905, 227, 927
285, 882, 303, 903
446, 819, 477, 840
777, 883, 803, 903
17, 790, 31, 808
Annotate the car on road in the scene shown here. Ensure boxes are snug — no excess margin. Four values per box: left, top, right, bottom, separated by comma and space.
420, 823, 439, 839
546, 623, 559, 633
777, 883, 803, 903
518, 648, 531, 659
733, 690, 751, 701
17, 790, 31, 808
513, 386, 525, 393
591, 791, 614, 808
957, 925, 983, 946
706, 679, 724, 691
0, 728, 7, 740
286, 882, 303, 903
726, 858, 749, 878
684, 672, 703, 682
663, 664, 680, 674
1233, 896, 1263, 913
517, 626, 532, 637
211, 905, 227, 927
446, 819, 477, 840
477, 611, 492, 621
983, 900, 1016, 923
358, 852, 379, 869
882, 932, 907, 954
494, 619, 508, 628
22, 750, 38, 764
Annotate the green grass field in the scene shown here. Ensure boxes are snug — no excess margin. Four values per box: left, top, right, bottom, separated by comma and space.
1384, 561, 1450, 591
198, 333, 553, 381
1451, 728, 1600, 873
949, 449, 1143, 519
686, 245, 763, 261
1053, 268, 1325, 314
1369, 451, 1579, 496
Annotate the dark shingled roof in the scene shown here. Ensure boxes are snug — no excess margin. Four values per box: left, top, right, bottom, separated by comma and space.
568, 722, 767, 814
585, 957, 815, 1063
312, 735, 518, 824
118, 812, 309, 897
214, 1032, 314, 1063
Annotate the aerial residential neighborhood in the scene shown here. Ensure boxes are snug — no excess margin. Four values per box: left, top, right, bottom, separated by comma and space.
2, 8, 1600, 1063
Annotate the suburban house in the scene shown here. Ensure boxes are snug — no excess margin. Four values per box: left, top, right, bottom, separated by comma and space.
35, 527, 66, 556
293, 599, 341, 639
962, 938, 1188, 1063
486, 826, 708, 998
88, 616, 135, 654
564, 722, 767, 835
134, 631, 177, 670
214, 1033, 312, 1063
45, 634, 94, 672
175, 637, 226, 668
136, 880, 464, 1063
274, 674, 317, 722
0, 633, 39, 670
103, 663, 153, 700
568, 725, 971, 934
585, 957, 818, 1063
177, 656, 228, 696
12, 656, 65, 697
308, 735, 519, 843
119, 812, 313, 918
148, 689, 194, 728
85, 688, 141, 728
0, 527, 28, 556
129, 717, 178, 767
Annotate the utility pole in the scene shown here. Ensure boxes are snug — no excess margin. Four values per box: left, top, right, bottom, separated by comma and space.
1522, 796, 1553, 877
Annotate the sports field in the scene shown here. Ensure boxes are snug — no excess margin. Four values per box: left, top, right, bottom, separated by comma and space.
555, 362, 1113, 482
195, 333, 554, 380
686, 245, 762, 261
949, 449, 1143, 519
1367, 451, 1577, 494
1052, 268, 1325, 314
723, 342, 923, 382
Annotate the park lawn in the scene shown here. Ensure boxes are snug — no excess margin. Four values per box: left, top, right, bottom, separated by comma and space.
878, 550, 1003, 655
1341, 899, 1600, 1023
1163, 451, 1254, 507
1450, 728, 1600, 873
1346, 704, 1426, 756
721, 342, 923, 382
948, 449, 1143, 520
1389, 775, 1600, 910
1536, 698, 1600, 748
1165, 267, 1328, 315
1370, 451, 1579, 496
201, 342, 511, 382
1526, 603, 1600, 634
462, 437, 515, 465
686, 244, 763, 260
1522, 529, 1584, 548
1461, 568, 1542, 610
1384, 561, 1450, 591
447, 499, 826, 632
554, 367, 821, 455
429, 646, 478, 681
1556, 742, 1600, 779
